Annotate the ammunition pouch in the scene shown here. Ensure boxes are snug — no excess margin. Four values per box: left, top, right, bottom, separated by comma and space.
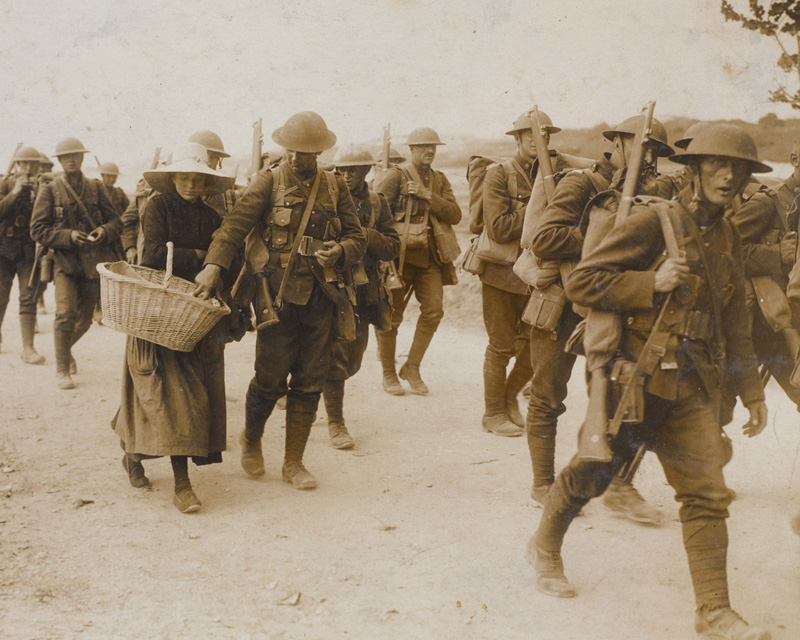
40, 249, 54, 283
460, 235, 485, 275
523, 283, 567, 333
624, 307, 714, 342
609, 359, 646, 424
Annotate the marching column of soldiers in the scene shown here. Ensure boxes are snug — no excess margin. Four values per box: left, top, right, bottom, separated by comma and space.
4, 106, 800, 639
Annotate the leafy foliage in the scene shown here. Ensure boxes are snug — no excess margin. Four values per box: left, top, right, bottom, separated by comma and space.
721, 1, 800, 110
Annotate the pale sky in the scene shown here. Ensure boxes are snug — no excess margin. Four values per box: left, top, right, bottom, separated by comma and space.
0, 0, 793, 176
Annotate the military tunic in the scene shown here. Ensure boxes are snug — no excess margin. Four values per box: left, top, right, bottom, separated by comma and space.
0, 176, 38, 328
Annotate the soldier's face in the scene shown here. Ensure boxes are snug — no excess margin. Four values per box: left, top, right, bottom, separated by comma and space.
696, 156, 750, 207
58, 153, 84, 174
410, 145, 436, 168
517, 129, 547, 160
173, 172, 209, 202
101, 174, 117, 188
618, 135, 657, 169
17, 161, 38, 177
207, 152, 223, 170
286, 150, 318, 174
336, 165, 371, 192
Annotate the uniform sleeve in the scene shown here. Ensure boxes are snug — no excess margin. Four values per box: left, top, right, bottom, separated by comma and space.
30, 182, 74, 249
205, 169, 275, 270
531, 173, 592, 260
140, 197, 200, 275
376, 168, 404, 215
429, 171, 461, 225
483, 164, 522, 244
723, 226, 765, 405
728, 191, 783, 279
118, 189, 131, 214
366, 193, 400, 261
96, 181, 122, 242
120, 196, 141, 251
564, 208, 661, 310
0, 179, 17, 223
333, 174, 367, 269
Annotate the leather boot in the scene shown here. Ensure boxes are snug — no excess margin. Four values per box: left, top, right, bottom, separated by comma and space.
19, 313, 45, 364
504, 347, 532, 428
240, 385, 276, 477
54, 328, 75, 389
323, 379, 354, 450
482, 348, 521, 436
122, 454, 149, 488
695, 608, 771, 640
282, 395, 318, 489
529, 481, 583, 598
401, 327, 435, 395
171, 456, 200, 513
602, 476, 663, 525
399, 363, 428, 395
376, 332, 404, 395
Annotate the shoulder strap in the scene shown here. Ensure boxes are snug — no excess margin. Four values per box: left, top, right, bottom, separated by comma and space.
323, 170, 338, 214
500, 159, 520, 200
582, 166, 610, 197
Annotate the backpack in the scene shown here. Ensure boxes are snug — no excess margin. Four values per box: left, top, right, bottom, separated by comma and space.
466, 155, 506, 235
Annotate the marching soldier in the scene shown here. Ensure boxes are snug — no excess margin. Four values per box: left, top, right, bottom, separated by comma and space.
375, 128, 462, 395
526, 115, 672, 525
728, 140, 800, 409
322, 144, 400, 449
0, 146, 45, 363
530, 124, 772, 640
193, 111, 366, 489
30, 137, 122, 389
477, 111, 562, 437
99, 162, 130, 214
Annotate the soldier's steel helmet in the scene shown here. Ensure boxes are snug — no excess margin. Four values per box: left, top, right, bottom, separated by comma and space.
99, 162, 120, 176
602, 116, 673, 157
272, 112, 337, 153
406, 128, 445, 146
13, 146, 42, 163
188, 130, 230, 158
669, 123, 772, 173
674, 122, 711, 151
53, 137, 90, 157
38, 152, 53, 169
388, 147, 406, 163
334, 143, 376, 167
505, 110, 561, 136
143, 142, 236, 195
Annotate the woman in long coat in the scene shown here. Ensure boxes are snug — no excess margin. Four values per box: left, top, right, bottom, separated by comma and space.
112, 143, 235, 513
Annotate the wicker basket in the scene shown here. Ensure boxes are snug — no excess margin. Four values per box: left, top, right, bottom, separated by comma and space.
98, 242, 230, 352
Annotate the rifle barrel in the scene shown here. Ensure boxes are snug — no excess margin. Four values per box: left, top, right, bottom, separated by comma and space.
529, 106, 556, 203
616, 101, 656, 226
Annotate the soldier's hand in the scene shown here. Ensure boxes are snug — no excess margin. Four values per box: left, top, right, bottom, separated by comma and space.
316, 240, 343, 267
406, 181, 431, 201
70, 230, 93, 246
780, 231, 797, 266
12, 174, 30, 194
88, 227, 107, 244
193, 264, 224, 300
125, 248, 138, 264
743, 400, 767, 437
654, 256, 690, 292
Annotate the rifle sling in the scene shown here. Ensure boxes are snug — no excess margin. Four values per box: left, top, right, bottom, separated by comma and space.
273, 169, 323, 309
397, 165, 430, 274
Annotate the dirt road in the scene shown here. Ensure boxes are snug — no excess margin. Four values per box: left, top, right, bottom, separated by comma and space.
1, 288, 799, 640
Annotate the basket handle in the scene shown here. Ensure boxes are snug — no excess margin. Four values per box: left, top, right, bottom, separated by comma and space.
162, 241, 174, 291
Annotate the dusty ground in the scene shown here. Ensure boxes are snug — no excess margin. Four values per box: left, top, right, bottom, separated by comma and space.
1, 283, 799, 640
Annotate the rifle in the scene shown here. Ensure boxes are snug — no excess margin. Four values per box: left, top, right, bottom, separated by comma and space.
529, 105, 556, 202
578, 101, 656, 463
94, 155, 102, 170
6, 142, 22, 177
381, 124, 391, 171
149, 147, 162, 170
252, 118, 263, 176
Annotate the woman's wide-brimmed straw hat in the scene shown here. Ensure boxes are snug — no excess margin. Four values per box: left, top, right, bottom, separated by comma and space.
143, 142, 236, 195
